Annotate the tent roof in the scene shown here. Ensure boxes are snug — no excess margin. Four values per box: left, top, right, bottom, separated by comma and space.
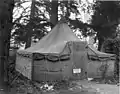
87, 45, 115, 58
17, 21, 115, 59
20, 21, 80, 54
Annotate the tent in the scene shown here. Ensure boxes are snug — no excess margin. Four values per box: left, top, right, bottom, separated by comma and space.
15, 21, 116, 82
86, 44, 116, 78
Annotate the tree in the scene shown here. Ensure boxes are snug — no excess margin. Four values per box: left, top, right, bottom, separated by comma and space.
91, 1, 120, 50
25, 0, 35, 48
12, 0, 53, 48
11, 0, 95, 48
0, 0, 14, 89
12, 0, 59, 48
59, 0, 94, 38
50, 0, 58, 28
101, 37, 120, 79
60, 1, 120, 51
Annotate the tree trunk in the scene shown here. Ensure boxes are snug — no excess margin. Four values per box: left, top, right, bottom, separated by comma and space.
0, 31, 5, 88
0, 0, 14, 89
96, 30, 105, 51
25, 0, 35, 49
50, 0, 58, 28
113, 39, 120, 79
98, 37, 104, 51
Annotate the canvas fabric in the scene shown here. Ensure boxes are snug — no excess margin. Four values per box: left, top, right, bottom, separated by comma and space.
15, 53, 32, 79
18, 22, 79, 54
87, 44, 115, 60
15, 21, 116, 81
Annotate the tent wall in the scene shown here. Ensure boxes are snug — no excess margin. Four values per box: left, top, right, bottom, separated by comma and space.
15, 41, 116, 82
32, 43, 72, 81
87, 59, 115, 78
32, 57, 86, 82
15, 53, 32, 79
32, 59, 72, 81
32, 42, 88, 82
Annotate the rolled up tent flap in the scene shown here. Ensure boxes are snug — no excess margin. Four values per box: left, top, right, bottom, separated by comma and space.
33, 53, 45, 60
33, 53, 71, 62
47, 55, 59, 62
60, 54, 70, 61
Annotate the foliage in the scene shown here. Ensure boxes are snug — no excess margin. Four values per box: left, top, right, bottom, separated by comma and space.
12, 0, 53, 48
62, 0, 94, 37
102, 37, 120, 55
101, 37, 120, 80
91, 1, 120, 50
12, 0, 120, 49
12, 0, 95, 48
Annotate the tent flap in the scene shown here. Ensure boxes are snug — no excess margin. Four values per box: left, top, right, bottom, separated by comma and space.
33, 53, 71, 62
33, 53, 45, 60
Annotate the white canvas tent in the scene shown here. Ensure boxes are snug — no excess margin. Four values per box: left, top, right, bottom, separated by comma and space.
15, 20, 116, 82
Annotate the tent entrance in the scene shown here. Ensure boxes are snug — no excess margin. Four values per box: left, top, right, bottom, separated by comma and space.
68, 41, 88, 80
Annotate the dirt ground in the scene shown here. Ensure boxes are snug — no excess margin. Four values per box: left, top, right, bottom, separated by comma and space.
0, 80, 119, 94
73, 80, 119, 94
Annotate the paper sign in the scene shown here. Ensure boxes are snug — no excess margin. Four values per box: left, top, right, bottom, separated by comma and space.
73, 68, 81, 73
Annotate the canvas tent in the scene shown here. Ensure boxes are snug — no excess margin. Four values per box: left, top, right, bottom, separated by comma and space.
86, 44, 116, 78
15, 21, 116, 82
